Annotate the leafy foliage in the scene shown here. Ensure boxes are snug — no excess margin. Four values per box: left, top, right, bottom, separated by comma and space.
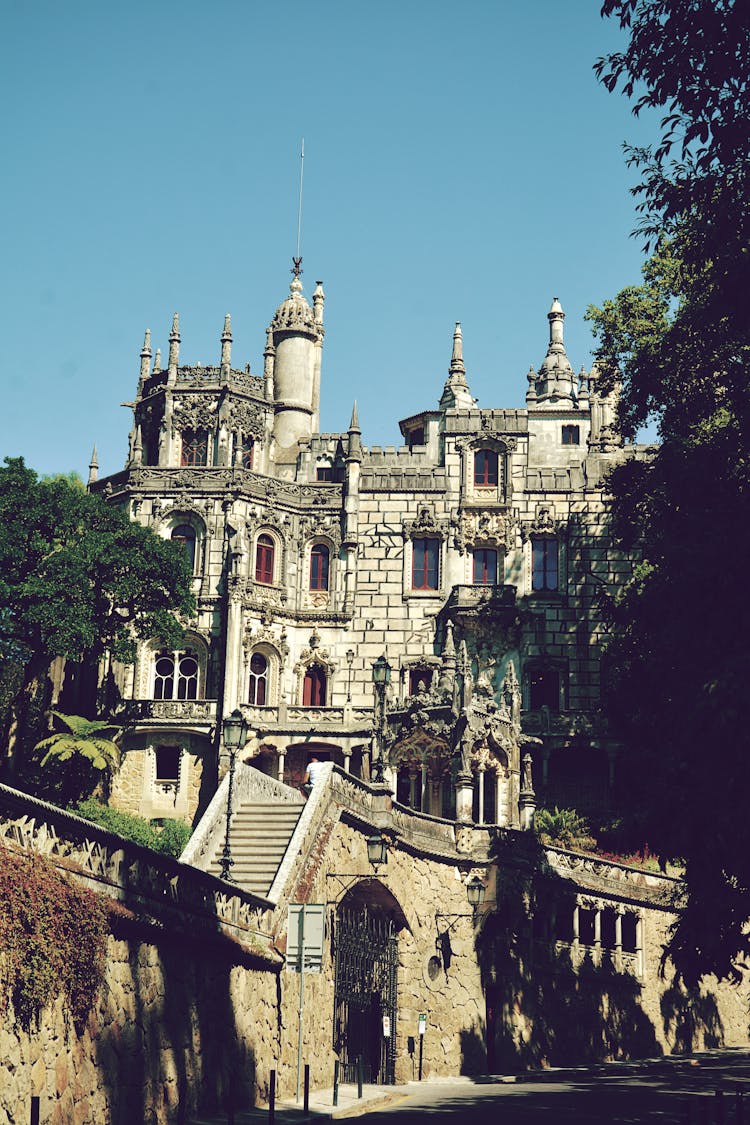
535, 807, 596, 852
0, 843, 108, 1029
35, 711, 121, 771
590, 0, 750, 984
71, 798, 192, 858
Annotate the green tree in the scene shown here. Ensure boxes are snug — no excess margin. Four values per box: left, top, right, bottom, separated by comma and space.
588, 0, 750, 984
0, 458, 194, 777
34, 712, 121, 804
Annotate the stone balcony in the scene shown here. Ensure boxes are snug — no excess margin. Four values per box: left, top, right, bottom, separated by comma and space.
240, 702, 374, 737
117, 698, 218, 728
442, 583, 520, 637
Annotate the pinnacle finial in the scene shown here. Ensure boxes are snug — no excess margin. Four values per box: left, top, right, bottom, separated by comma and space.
170, 312, 180, 341
349, 401, 360, 432
448, 322, 467, 383
87, 445, 99, 485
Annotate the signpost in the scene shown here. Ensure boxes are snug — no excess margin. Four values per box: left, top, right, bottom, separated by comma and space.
418, 1012, 426, 1081
287, 904, 325, 1103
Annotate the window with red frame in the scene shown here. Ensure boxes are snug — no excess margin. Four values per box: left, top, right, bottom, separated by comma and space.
472, 548, 498, 585
474, 449, 498, 487
412, 538, 439, 590
310, 543, 330, 591
180, 429, 208, 466
302, 665, 326, 706
532, 537, 558, 591
255, 534, 275, 584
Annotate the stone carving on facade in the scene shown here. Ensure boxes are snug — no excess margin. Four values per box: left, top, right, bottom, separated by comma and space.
173, 394, 218, 431
521, 504, 563, 541
453, 508, 516, 554
300, 512, 342, 550
222, 399, 266, 439
403, 506, 447, 542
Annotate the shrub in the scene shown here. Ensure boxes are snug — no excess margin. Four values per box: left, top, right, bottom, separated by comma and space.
70, 798, 191, 857
536, 806, 597, 851
0, 843, 108, 1029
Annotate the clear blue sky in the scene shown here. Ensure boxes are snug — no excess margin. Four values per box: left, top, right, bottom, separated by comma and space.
1, 1, 659, 480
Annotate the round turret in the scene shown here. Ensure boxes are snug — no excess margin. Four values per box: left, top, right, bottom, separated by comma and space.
269, 273, 323, 455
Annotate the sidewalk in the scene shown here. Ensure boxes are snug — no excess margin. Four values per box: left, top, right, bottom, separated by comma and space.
187, 1080, 414, 1123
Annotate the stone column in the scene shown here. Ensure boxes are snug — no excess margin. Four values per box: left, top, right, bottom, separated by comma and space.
455, 771, 474, 824
224, 579, 244, 716
615, 908, 623, 972
594, 905, 602, 963
421, 763, 428, 812
572, 903, 580, 952
477, 766, 485, 825
278, 749, 285, 783
636, 914, 644, 978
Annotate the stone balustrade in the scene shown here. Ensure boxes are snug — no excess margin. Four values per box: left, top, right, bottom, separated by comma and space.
0, 782, 276, 956
117, 698, 218, 724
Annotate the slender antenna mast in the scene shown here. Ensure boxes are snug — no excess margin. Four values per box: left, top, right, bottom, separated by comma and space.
293, 138, 305, 276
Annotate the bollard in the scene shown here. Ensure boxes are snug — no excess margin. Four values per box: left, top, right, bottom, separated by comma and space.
333, 1060, 340, 1108
269, 1069, 276, 1125
357, 1055, 364, 1100
30, 1098, 40, 1125
716, 1089, 725, 1125
303, 1064, 310, 1114
736, 1086, 744, 1125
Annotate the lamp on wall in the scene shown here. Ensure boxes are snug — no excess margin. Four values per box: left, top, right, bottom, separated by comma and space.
327, 830, 389, 900
346, 648, 355, 702
218, 708, 248, 881
435, 873, 489, 934
371, 655, 392, 784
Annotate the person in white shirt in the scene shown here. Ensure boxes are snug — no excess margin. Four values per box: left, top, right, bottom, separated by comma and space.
303, 755, 325, 794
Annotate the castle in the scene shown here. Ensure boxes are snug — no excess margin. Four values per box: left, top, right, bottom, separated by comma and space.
90, 262, 628, 832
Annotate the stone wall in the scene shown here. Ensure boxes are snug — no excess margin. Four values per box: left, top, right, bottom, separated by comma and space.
2, 924, 279, 1125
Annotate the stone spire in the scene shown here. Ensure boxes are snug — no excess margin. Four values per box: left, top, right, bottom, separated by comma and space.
167, 313, 180, 385
438, 620, 457, 698
87, 445, 98, 486
313, 280, 325, 326
347, 401, 362, 461
440, 323, 475, 411
530, 298, 576, 406
139, 329, 152, 390
220, 314, 232, 382
153, 348, 161, 373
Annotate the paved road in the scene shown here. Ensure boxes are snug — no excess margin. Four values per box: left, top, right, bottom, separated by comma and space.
361, 1054, 750, 1124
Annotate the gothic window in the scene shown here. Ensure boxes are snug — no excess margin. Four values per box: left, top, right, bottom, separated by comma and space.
255, 534, 275, 585
171, 524, 196, 570
154, 651, 200, 700
409, 669, 432, 695
239, 435, 254, 469
180, 429, 208, 466
302, 665, 327, 707
412, 538, 440, 590
472, 547, 498, 585
562, 424, 580, 445
474, 449, 499, 487
310, 543, 330, 591
532, 537, 558, 591
316, 464, 333, 481
155, 745, 180, 784
528, 665, 560, 711
248, 652, 268, 705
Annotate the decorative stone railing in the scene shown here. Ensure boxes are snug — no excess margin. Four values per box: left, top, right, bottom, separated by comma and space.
522, 709, 601, 737
445, 584, 517, 612
241, 703, 373, 732
0, 782, 276, 957
117, 699, 218, 724
548, 938, 641, 977
544, 845, 681, 905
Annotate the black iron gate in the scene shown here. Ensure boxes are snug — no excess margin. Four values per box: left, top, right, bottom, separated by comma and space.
333, 906, 398, 1085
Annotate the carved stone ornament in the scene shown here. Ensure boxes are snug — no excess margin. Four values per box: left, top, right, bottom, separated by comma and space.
173, 394, 218, 430
222, 399, 266, 439
300, 512, 342, 550
271, 284, 318, 336
521, 504, 563, 542
453, 509, 516, 554
403, 506, 447, 542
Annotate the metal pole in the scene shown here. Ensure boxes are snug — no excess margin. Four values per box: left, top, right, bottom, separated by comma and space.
296, 906, 306, 1103
219, 747, 237, 880
333, 1061, 340, 1107
269, 1069, 276, 1125
30, 1098, 40, 1125
418, 1034, 424, 1082
303, 1064, 310, 1113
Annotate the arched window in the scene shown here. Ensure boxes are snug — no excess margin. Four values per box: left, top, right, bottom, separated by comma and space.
472, 548, 498, 585
474, 449, 498, 487
532, 537, 558, 591
154, 650, 200, 700
171, 524, 196, 570
239, 435, 254, 469
248, 652, 268, 705
409, 669, 432, 695
412, 538, 440, 590
302, 665, 327, 707
180, 429, 208, 467
310, 543, 330, 591
255, 534, 275, 584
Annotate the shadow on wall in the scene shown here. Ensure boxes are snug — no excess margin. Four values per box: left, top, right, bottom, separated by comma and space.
92, 911, 265, 1124
459, 833, 724, 1076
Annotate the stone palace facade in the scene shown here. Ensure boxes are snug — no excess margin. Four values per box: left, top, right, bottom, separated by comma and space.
91, 264, 630, 830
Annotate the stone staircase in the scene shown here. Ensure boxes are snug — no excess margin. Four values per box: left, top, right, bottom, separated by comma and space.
206, 801, 304, 897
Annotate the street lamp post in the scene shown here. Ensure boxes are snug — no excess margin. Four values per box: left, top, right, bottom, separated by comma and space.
346, 648, 355, 702
371, 654, 391, 785
219, 708, 248, 882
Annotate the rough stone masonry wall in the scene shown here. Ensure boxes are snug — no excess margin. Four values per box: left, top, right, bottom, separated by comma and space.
2, 921, 280, 1125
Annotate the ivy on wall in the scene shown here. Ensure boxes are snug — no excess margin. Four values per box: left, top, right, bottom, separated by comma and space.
0, 842, 108, 1029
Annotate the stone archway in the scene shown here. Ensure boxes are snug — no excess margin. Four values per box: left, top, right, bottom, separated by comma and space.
332, 882, 407, 1086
